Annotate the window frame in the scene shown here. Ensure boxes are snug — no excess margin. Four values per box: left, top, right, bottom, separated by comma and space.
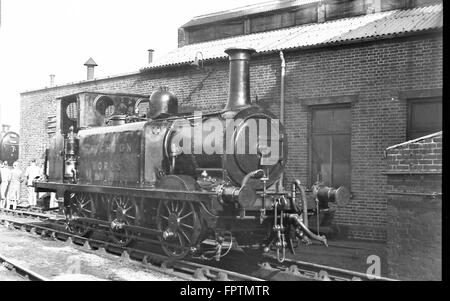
309, 103, 352, 189
399, 88, 442, 141
406, 97, 442, 140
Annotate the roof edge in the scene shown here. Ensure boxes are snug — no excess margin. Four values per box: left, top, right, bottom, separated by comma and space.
140, 28, 442, 72
386, 131, 442, 151
20, 70, 142, 96
21, 28, 442, 96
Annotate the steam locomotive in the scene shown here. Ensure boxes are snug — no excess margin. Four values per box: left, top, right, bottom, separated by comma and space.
35, 48, 349, 262
0, 125, 19, 166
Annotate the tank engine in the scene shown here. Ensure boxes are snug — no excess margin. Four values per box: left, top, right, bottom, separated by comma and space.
0, 125, 19, 166
36, 48, 350, 262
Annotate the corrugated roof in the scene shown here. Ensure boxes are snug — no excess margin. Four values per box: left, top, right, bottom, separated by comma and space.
182, 0, 320, 28
142, 4, 442, 71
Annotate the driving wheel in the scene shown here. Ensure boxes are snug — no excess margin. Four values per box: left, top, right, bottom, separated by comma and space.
66, 192, 95, 237
156, 200, 201, 259
107, 194, 137, 247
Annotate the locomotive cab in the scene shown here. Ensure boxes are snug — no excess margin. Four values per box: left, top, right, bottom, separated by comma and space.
45, 92, 150, 183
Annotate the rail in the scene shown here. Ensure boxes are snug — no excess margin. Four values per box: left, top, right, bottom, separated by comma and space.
0, 209, 263, 281
0, 253, 49, 281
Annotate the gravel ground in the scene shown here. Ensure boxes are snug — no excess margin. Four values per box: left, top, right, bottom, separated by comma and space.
0, 265, 27, 281
0, 224, 187, 281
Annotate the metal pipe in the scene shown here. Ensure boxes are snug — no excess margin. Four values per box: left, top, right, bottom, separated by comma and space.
241, 169, 264, 187
289, 214, 328, 247
293, 179, 308, 227
278, 51, 286, 190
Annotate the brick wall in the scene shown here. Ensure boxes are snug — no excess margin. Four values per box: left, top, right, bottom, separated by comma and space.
20, 33, 442, 241
385, 133, 442, 174
384, 132, 442, 280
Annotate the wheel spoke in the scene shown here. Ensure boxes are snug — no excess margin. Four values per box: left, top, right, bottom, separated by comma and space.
164, 202, 171, 214
81, 200, 91, 209
177, 234, 184, 247
179, 228, 191, 245
180, 222, 193, 229
124, 213, 136, 220
179, 211, 193, 220
177, 202, 186, 215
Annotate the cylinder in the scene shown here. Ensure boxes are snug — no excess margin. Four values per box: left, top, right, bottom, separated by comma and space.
224, 48, 256, 111
316, 186, 351, 208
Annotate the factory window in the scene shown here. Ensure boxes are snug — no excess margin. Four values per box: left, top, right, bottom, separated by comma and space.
325, 0, 366, 20
407, 97, 442, 140
380, 0, 410, 10
216, 20, 245, 39
250, 12, 294, 33
379, 0, 434, 11
310, 105, 351, 189
294, 4, 318, 25
187, 20, 244, 44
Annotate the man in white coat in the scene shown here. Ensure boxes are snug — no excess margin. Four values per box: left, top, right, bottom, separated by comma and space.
24, 159, 41, 207
0, 161, 10, 208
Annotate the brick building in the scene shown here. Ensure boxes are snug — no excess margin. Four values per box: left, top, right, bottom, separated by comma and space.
20, 0, 442, 242
385, 132, 442, 280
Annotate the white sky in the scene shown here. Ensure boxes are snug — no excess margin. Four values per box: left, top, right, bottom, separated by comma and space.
0, 0, 269, 132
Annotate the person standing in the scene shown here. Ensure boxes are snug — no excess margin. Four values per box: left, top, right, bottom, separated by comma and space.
6, 161, 23, 210
0, 161, 10, 209
25, 159, 41, 207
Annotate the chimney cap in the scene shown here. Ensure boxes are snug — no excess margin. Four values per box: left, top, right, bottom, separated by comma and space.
84, 57, 98, 67
148, 49, 154, 52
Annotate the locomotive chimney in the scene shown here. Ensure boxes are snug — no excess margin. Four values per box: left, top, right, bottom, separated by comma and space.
224, 47, 256, 111
84, 57, 97, 80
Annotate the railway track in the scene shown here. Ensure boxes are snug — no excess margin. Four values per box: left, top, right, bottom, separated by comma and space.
0, 208, 396, 281
0, 209, 262, 281
259, 254, 398, 281
0, 253, 49, 281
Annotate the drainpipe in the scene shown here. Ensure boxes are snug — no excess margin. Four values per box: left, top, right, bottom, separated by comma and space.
278, 51, 286, 191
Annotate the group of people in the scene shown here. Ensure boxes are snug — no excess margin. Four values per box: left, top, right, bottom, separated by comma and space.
0, 159, 42, 210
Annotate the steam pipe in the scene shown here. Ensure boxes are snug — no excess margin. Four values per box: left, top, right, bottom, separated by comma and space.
241, 169, 265, 187
293, 179, 308, 227
278, 51, 286, 190
289, 214, 328, 247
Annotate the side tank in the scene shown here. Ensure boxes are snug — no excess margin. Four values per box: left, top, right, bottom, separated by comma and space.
77, 122, 147, 186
